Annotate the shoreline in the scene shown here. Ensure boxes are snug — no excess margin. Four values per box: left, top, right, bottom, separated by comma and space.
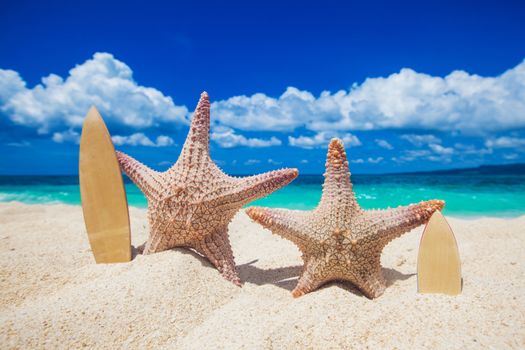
1, 202, 524, 348
1, 200, 524, 220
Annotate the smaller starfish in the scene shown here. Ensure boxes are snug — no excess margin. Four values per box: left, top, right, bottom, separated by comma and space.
117, 92, 298, 285
246, 138, 444, 298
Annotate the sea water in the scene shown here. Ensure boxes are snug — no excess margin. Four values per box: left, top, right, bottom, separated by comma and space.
1, 173, 524, 217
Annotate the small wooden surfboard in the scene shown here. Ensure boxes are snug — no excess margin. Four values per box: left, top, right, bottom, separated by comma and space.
417, 211, 461, 295
79, 106, 131, 263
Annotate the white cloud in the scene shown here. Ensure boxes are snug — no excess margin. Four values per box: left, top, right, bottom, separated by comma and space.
375, 138, 393, 150
211, 88, 310, 132
353, 157, 384, 164
485, 136, 525, 149
0, 53, 188, 134
288, 131, 361, 149
210, 126, 282, 148
52, 130, 80, 143
0, 69, 26, 104
503, 153, 518, 160
427, 155, 452, 163
111, 133, 174, 147
6, 140, 30, 147
268, 158, 282, 165
212, 59, 525, 134
429, 143, 454, 155
367, 157, 384, 164
401, 134, 441, 147
400, 149, 432, 162
300, 159, 308, 164
155, 135, 175, 147
3, 53, 525, 157
398, 142, 457, 162
244, 159, 261, 165
454, 143, 492, 156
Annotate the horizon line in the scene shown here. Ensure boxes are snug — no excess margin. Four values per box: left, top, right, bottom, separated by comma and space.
1, 162, 523, 177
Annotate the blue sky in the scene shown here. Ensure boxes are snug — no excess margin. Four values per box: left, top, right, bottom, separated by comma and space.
1, 0, 525, 175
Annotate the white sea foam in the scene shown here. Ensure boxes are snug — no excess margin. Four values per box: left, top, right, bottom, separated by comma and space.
357, 194, 376, 200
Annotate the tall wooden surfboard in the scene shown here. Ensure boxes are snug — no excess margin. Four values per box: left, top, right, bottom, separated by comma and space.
417, 211, 461, 295
79, 106, 131, 263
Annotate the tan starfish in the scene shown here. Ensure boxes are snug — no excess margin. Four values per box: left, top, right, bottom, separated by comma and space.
116, 92, 298, 285
246, 138, 444, 298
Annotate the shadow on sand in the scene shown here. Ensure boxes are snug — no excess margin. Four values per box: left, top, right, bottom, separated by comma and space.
238, 259, 416, 297
134, 247, 415, 297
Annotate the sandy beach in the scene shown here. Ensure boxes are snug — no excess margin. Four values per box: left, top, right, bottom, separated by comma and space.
0, 202, 524, 349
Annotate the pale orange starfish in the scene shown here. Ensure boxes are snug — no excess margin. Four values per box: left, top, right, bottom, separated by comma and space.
117, 92, 298, 285
246, 138, 444, 298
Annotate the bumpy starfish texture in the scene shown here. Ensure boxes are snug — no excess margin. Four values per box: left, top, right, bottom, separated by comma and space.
116, 92, 298, 285
246, 138, 444, 298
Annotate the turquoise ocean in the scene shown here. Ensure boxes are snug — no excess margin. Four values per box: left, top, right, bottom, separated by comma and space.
1, 170, 524, 217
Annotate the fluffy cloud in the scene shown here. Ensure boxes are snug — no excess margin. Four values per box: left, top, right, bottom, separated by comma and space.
375, 138, 393, 150
429, 143, 454, 155
5, 140, 31, 147
367, 156, 384, 164
398, 149, 432, 162
485, 136, 525, 149
397, 143, 457, 163
454, 143, 492, 156
351, 157, 383, 164
244, 159, 261, 165
288, 131, 361, 149
0, 53, 188, 134
211, 89, 309, 132
212, 60, 525, 134
111, 133, 174, 147
0, 69, 26, 104
3, 52, 525, 155
400, 134, 441, 147
52, 130, 80, 143
503, 153, 518, 160
210, 126, 282, 148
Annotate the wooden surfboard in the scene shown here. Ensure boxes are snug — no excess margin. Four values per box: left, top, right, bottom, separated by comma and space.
79, 106, 131, 263
417, 211, 461, 295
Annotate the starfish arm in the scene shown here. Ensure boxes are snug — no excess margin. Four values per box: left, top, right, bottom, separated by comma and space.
116, 151, 162, 199
291, 258, 330, 297
225, 168, 298, 207
246, 206, 312, 249
319, 138, 359, 210
366, 199, 445, 245
140, 207, 176, 254
193, 228, 241, 286
354, 268, 387, 299
178, 91, 211, 163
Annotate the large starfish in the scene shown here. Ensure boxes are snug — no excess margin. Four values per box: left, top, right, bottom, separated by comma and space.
116, 92, 298, 285
246, 138, 444, 298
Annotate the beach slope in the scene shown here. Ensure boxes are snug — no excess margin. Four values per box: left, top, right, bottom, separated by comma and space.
0, 202, 524, 349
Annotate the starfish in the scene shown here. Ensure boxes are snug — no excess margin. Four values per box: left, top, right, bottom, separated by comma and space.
246, 138, 444, 298
116, 92, 298, 285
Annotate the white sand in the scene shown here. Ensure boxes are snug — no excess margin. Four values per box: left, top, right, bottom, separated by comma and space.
0, 202, 524, 349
